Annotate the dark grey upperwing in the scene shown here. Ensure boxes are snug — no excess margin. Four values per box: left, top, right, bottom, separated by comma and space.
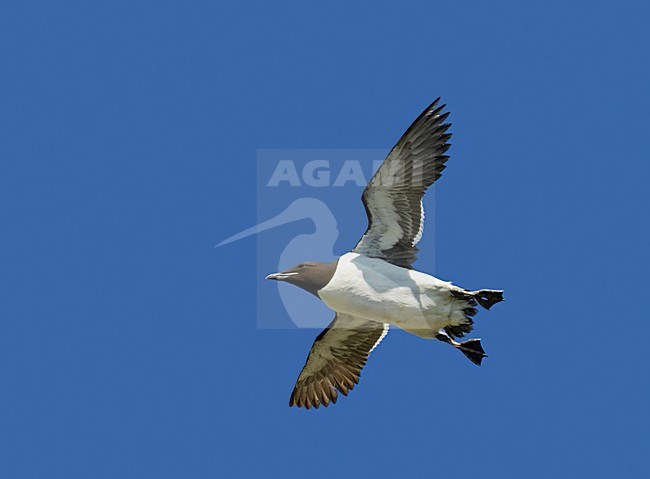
354, 99, 452, 268
289, 314, 389, 409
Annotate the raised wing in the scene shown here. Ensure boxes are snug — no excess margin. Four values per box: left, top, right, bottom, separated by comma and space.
354, 99, 451, 268
289, 314, 389, 409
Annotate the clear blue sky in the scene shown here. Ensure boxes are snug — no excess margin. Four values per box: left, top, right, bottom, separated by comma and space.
1, 1, 649, 478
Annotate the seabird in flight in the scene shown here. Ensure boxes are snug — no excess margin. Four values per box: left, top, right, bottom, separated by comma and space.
266, 99, 504, 409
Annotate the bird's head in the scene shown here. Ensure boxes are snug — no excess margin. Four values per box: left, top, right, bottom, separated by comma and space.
266, 261, 337, 297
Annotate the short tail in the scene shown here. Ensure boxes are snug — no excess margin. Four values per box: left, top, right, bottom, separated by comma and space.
458, 338, 487, 366
473, 289, 504, 310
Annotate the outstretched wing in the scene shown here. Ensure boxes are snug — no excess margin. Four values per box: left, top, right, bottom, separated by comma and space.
289, 314, 389, 409
354, 98, 452, 268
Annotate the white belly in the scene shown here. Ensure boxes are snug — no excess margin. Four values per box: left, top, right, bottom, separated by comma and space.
318, 252, 463, 335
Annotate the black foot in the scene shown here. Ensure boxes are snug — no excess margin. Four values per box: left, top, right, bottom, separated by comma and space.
475, 290, 504, 310
458, 338, 487, 366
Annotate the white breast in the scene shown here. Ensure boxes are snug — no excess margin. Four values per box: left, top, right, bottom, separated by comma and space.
318, 252, 458, 332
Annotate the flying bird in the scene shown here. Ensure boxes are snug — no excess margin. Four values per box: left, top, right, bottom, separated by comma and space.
266, 99, 504, 409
